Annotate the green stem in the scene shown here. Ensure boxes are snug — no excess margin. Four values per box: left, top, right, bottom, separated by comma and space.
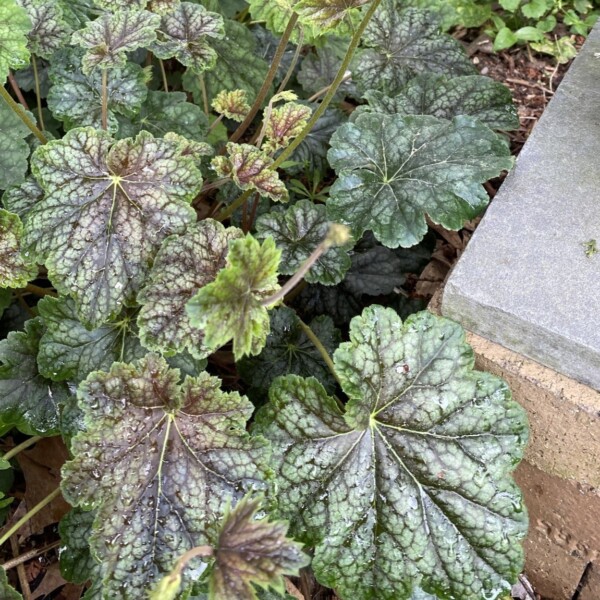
214, 189, 252, 222
31, 55, 45, 132
275, 26, 305, 96
0, 488, 62, 548
2, 436, 41, 463
229, 13, 299, 143
199, 75, 209, 115
298, 318, 342, 387
159, 58, 169, 92
0, 86, 47, 145
271, 0, 381, 171
207, 113, 224, 134
101, 69, 108, 130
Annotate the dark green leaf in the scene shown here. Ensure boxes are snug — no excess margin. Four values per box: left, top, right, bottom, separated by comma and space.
255, 306, 529, 600
117, 90, 209, 140
0, 290, 11, 320
187, 235, 281, 360
327, 113, 513, 248
26, 128, 202, 327
37, 296, 145, 382
256, 200, 351, 285
353, 5, 475, 95
0, 318, 69, 435
355, 74, 519, 131
137, 219, 243, 359
59, 508, 101, 585
0, 209, 36, 288
182, 20, 270, 104
153, 2, 224, 74
210, 495, 309, 600
71, 9, 160, 74
239, 307, 340, 401
48, 48, 151, 134
0, 0, 31, 82
17, 0, 71, 60
62, 354, 270, 599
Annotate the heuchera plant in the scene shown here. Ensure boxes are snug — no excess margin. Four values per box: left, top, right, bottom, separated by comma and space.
0, 0, 529, 598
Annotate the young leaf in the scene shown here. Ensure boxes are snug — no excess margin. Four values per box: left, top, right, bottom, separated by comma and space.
0, 209, 36, 288
0, 567, 22, 600
148, 0, 179, 14
212, 89, 251, 122
210, 495, 309, 600
59, 508, 101, 585
248, 0, 316, 43
0, 0, 31, 82
26, 128, 202, 327
137, 220, 243, 359
255, 306, 529, 600
0, 318, 69, 436
353, 5, 475, 95
263, 102, 312, 155
327, 113, 513, 248
37, 296, 146, 382
61, 354, 270, 599
153, 2, 224, 74
187, 235, 281, 360
182, 20, 270, 104
294, 0, 369, 31
256, 200, 351, 285
239, 307, 340, 400
17, 0, 71, 60
47, 48, 151, 134
0, 95, 33, 190
213, 143, 288, 202
71, 9, 160, 74
355, 74, 520, 131
117, 90, 209, 141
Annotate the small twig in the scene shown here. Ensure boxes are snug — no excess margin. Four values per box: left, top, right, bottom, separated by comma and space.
7, 72, 29, 110
10, 536, 31, 600
207, 113, 224, 134
2, 540, 61, 571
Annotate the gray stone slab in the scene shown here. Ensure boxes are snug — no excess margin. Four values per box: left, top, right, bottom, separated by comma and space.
441, 23, 600, 391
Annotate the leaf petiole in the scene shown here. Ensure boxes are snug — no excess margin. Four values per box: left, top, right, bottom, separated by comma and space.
0, 86, 47, 145
31, 55, 45, 131
298, 317, 342, 387
1, 436, 42, 463
101, 68, 108, 130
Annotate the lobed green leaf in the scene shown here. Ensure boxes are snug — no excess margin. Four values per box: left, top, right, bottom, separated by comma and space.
0, 0, 31, 82
0, 209, 36, 289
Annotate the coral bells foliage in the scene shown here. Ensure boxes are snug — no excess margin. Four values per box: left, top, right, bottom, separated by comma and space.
0, 0, 527, 599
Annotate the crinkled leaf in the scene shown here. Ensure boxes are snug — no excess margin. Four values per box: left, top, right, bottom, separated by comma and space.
37, 296, 145, 382
0, 0, 31, 82
248, 0, 316, 43
264, 102, 312, 155
256, 200, 351, 285
327, 113, 513, 248
17, 0, 71, 59
149, 0, 179, 14
58, 0, 101, 29
26, 128, 201, 327
297, 44, 359, 100
61, 354, 270, 599
117, 90, 208, 141
59, 508, 101, 585
0, 317, 69, 435
213, 143, 288, 202
0, 568, 22, 600
288, 108, 345, 176
0, 209, 36, 288
295, 0, 369, 31
71, 9, 160, 74
187, 235, 281, 360
183, 20, 270, 104
239, 307, 340, 401
255, 306, 529, 600
0, 95, 33, 190
153, 2, 224, 74
94, 0, 147, 9
137, 220, 243, 359
354, 74, 519, 131
212, 89, 251, 122
1, 177, 42, 219
210, 495, 309, 600
353, 5, 475, 95
48, 48, 151, 134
